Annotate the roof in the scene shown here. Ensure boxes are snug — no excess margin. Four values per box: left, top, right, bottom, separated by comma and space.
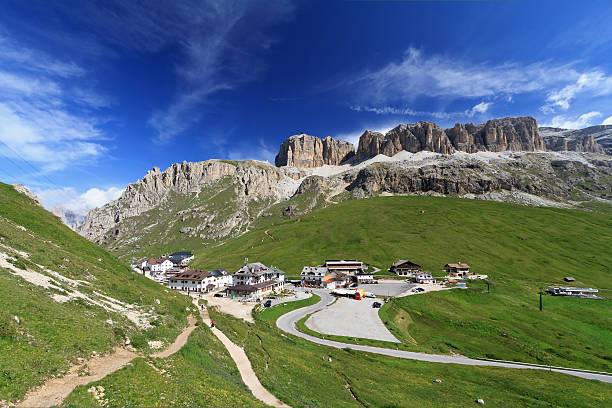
227, 280, 279, 293
445, 263, 470, 269
210, 268, 229, 277
268, 266, 286, 275
174, 270, 212, 281
301, 266, 329, 274
171, 251, 193, 257
325, 260, 363, 264
149, 258, 170, 265
392, 260, 421, 268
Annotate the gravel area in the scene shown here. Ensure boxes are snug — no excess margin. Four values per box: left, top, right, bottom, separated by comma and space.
305, 296, 400, 343
358, 280, 415, 297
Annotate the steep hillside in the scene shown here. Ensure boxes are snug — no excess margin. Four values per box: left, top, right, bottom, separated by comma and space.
0, 183, 192, 404
193, 196, 612, 370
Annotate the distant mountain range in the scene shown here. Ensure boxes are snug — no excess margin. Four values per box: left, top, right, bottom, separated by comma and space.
74, 116, 612, 259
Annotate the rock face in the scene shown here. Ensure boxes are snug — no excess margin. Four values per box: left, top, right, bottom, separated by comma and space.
275, 134, 354, 168
446, 117, 545, 153
12, 184, 43, 207
356, 122, 455, 161
79, 160, 300, 243
540, 126, 607, 154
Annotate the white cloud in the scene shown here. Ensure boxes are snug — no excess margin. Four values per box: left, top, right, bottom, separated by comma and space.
602, 115, 612, 126
350, 105, 453, 119
141, 0, 294, 144
0, 38, 110, 174
542, 111, 602, 129
466, 102, 492, 117
349, 47, 612, 118
228, 139, 276, 163
352, 47, 581, 103
542, 72, 612, 112
36, 186, 124, 218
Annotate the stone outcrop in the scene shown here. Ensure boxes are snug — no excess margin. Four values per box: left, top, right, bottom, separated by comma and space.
355, 117, 545, 161
356, 122, 455, 161
275, 134, 354, 168
540, 127, 606, 154
12, 184, 43, 207
446, 117, 545, 153
79, 160, 299, 243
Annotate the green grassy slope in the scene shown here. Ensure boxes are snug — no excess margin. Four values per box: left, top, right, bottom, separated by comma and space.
207, 307, 611, 408
0, 183, 192, 403
194, 196, 612, 370
103, 174, 324, 260
61, 326, 267, 407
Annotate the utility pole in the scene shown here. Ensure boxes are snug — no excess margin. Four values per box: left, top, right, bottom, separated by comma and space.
539, 290, 543, 311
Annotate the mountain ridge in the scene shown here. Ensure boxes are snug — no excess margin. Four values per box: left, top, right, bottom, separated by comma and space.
76, 116, 611, 258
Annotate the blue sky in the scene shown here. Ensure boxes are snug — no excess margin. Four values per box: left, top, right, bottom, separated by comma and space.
1, 0, 612, 215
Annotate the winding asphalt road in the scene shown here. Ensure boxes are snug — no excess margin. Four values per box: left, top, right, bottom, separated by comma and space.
276, 289, 612, 384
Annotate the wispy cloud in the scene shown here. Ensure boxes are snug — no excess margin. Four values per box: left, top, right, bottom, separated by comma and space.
346, 47, 612, 126
542, 111, 602, 129
542, 72, 612, 112
228, 138, 276, 163
143, 0, 294, 144
350, 105, 453, 119
0, 37, 110, 176
350, 48, 582, 103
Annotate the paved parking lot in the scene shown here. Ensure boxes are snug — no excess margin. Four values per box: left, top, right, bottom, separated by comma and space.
358, 280, 414, 297
305, 296, 400, 343
268, 290, 312, 307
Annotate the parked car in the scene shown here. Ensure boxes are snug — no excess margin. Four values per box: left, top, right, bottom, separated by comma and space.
372, 301, 382, 308
365, 292, 376, 298
268, 296, 276, 299
264, 300, 272, 308
214, 293, 224, 297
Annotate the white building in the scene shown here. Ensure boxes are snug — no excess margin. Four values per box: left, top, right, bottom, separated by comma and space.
355, 272, 374, 284
301, 266, 330, 286
325, 260, 367, 275
148, 258, 174, 273
232, 262, 285, 288
415, 273, 436, 284
210, 268, 232, 288
168, 270, 216, 292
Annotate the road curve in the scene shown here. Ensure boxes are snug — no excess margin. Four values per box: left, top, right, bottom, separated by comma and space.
276, 290, 612, 384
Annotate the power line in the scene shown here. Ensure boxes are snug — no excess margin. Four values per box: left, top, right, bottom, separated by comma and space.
0, 139, 66, 192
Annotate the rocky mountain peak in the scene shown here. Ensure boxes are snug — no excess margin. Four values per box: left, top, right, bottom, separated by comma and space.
446, 116, 545, 153
356, 121, 455, 161
275, 134, 354, 168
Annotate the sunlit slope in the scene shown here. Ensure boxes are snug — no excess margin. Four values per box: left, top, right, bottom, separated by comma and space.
0, 182, 192, 403
195, 196, 612, 370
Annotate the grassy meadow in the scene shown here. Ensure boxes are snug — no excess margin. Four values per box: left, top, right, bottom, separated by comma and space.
193, 196, 611, 370
206, 305, 611, 408
61, 326, 267, 407
0, 183, 192, 403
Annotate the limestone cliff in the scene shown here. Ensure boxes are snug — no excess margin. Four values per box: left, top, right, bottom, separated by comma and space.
79, 160, 301, 244
540, 127, 606, 154
446, 117, 545, 153
275, 134, 354, 167
356, 122, 455, 161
